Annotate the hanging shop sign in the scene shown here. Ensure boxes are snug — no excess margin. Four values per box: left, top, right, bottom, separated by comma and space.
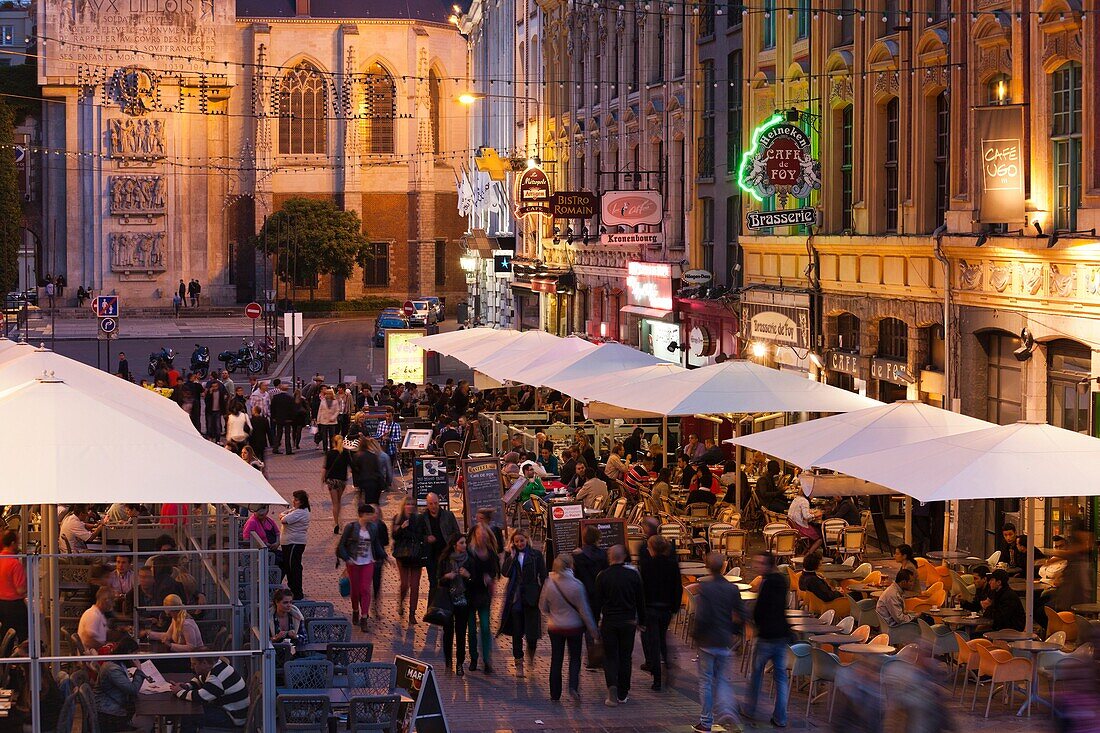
626, 261, 673, 311
870, 357, 911, 386
551, 191, 597, 219
741, 291, 811, 351
515, 165, 552, 216
738, 113, 821, 206
681, 269, 713, 286
826, 349, 861, 377
493, 253, 513, 275
599, 232, 664, 246
745, 207, 819, 231
975, 105, 1026, 224
643, 320, 682, 364
600, 190, 663, 227
688, 326, 716, 358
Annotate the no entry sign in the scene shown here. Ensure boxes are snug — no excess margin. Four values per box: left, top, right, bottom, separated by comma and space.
245, 302, 262, 319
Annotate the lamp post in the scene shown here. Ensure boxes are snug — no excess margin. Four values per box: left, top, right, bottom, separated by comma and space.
457, 91, 542, 160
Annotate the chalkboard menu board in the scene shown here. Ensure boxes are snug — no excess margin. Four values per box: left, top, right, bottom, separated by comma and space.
460, 457, 503, 531
413, 456, 449, 509
579, 518, 627, 552
394, 655, 449, 733
547, 502, 585, 555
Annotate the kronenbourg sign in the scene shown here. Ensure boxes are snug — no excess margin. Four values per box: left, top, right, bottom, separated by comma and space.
748, 309, 800, 347
600, 190, 663, 227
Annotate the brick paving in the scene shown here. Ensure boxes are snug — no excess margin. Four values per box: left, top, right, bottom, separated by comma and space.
263, 440, 1053, 733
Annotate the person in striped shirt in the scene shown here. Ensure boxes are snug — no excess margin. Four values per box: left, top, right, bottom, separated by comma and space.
173, 656, 249, 730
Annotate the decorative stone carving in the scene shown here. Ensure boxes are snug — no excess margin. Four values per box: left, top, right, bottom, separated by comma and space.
108, 118, 166, 159
989, 261, 1012, 292
977, 45, 1011, 81
112, 66, 159, 117
959, 260, 983, 291
829, 74, 853, 105
1042, 29, 1083, 67
110, 232, 166, 272
874, 70, 900, 98
1086, 267, 1100, 297
1021, 263, 1044, 296
109, 176, 166, 215
922, 65, 948, 93
1050, 264, 1076, 298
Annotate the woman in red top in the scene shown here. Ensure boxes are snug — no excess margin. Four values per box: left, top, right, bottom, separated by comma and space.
688, 464, 722, 496
0, 531, 28, 642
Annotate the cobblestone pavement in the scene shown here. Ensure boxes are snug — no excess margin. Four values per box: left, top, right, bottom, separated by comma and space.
264, 444, 1055, 733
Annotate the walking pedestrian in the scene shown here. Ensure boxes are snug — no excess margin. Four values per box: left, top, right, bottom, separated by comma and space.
177, 279, 186, 306
175, 373, 203, 432
374, 407, 402, 471
499, 530, 546, 678
639, 534, 681, 690
691, 552, 745, 733
572, 526, 608, 669
247, 405, 270, 462
539, 553, 599, 703
438, 534, 472, 676
44, 278, 55, 309
365, 437, 394, 493
187, 279, 197, 308
392, 496, 426, 625
291, 388, 310, 449
315, 387, 340, 452
116, 352, 131, 382
422, 493, 460, 602
323, 434, 352, 534
224, 402, 251, 452
172, 291, 182, 317
269, 383, 296, 454
0, 531, 28, 643
594, 544, 645, 707
465, 523, 499, 674
54, 273, 66, 299
740, 551, 791, 728
351, 437, 384, 508
279, 491, 310, 600
204, 376, 228, 441
336, 504, 386, 632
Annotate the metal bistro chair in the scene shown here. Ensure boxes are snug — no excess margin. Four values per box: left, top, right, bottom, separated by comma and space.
686, 502, 712, 518
348, 694, 403, 733
277, 694, 332, 731
762, 522, 789, 552
284, 659, 334, 690
305, 617, 352, 645
722, 529, 749, 571
706, 522, 734, 552
346, 662, 398, 694
609, 496, 628, 519
835, 527, 867, 564
588, 495, 608, 516
820, 518, 848, 557
771, 529, 800, 565
295, 600, 336, 621
327, 642, 375, 675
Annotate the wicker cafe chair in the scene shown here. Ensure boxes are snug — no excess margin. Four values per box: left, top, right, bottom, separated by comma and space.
277, 694, 332, 731
346, 662, 398, 693
348, 694, 403, 733
284, 659, 334, 690
305, 617, 352, 645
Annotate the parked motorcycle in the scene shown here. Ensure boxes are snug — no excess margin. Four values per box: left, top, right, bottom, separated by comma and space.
147, 346, 175, 376
218, 340, 264, 375
190, 344, 210, 377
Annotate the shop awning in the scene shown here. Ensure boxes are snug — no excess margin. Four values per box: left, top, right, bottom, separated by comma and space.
620, 304, 673, 319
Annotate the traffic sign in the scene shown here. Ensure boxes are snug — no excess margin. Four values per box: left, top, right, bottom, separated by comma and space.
92, 295, 119, 318
245, 302, 262, 319
98, 317, 119, 339
403, 300, 416, 317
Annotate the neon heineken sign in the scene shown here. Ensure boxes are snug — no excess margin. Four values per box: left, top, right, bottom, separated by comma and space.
738, 113, 822, 205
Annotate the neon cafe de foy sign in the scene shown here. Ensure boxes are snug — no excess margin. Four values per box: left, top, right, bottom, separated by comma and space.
738, 112, 822, 231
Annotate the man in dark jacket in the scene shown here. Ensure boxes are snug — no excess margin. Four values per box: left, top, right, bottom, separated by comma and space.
982, 569, 1025, 632
741, 551, 790, 728
756, 460, 788, 512
638, 535, 681, 690
594, 544, 646, 707
622, 427, 645, 463
960, 565, 993, 613
203, 376, 229, 441
268, 383, 297, 455
351, 442, 384, 507
421, 492, 460, 601
247, 405, 270, 460
573, 527, 609, 669
693, 552, 745, 733
798, 552, 845, 604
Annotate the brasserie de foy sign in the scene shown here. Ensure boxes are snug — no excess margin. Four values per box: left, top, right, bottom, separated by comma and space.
739, 113, 821, 231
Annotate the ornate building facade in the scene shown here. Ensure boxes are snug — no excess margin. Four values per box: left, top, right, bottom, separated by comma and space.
37, 0, 468, 306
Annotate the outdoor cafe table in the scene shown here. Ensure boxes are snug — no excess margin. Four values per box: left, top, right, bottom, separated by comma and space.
839, 643, 895, 655
790, 623, 841, 636
846, 583, 887, 596
808, 633, 861, 647
1008, 640, 1063, 717
819, 568, 858, 581
135, 672, 202, 727
942, 615, 986, 630
1071, 603, 1100, 618
984, 629, 1036, 642
1008, 578, 1050, 593
723, 575, 743, 583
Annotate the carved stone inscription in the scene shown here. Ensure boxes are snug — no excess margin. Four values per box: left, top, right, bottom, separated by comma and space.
109, 118, 166, 158
110, 232, 166, 272
109, 175, 166, 215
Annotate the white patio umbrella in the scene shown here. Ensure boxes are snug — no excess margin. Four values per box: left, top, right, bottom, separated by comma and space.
474, 332, 596, 384
0, 342, 196, 432
516, 341, 665, 391
824, 420, 1100, 633
725, 400, 993, 470
0, 375, 286, 506
553, 362, 686, 402
410, 327, 510, 355
427, 328, 524, 369
584, 359, 880, 418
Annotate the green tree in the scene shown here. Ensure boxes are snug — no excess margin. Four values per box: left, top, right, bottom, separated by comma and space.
0, 101, 22, 292
255, 197, 370, 298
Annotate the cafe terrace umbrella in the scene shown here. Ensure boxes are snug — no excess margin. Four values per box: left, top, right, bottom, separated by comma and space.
552, 362, 687, 402
515, 341, 665, 392
0, 342, 196, 432
823, 420, 1100, 633
584, 359, 880, 418
410, 327, 509, 355
725, 400, 993, 471
0, 374, 286, 506
412, 327, 523, 368
474, 332, 597, 384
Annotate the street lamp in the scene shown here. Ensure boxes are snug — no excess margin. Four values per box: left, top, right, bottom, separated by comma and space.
456, 91, 542, 152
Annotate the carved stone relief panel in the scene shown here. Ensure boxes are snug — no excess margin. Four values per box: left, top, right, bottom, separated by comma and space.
110, 232, 167, 273
108, 118, 166, 159
109, 175, 166, 216
1049, 264, 1077, 299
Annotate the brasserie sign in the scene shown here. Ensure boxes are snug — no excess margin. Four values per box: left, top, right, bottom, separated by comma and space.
738, 113, 822, 206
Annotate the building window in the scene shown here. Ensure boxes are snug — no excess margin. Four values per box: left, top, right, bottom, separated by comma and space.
699, 61, 715, 179
884, 97, 899, 233
1048, 340, 1091, 433
728, 2, 742, 29
363, 62, 396, 155
428, 71, 441, 154
877, 317, 907, 360
796, 0, 810, 39
988, 74, 1010, 105
362, 242, 390, 286
701, 197, 715, 273
700, 0, 715, 36
434, 239, 447, 287
835, 312, 860, 351
1051, 62, 1082, 231
934, 92, 949, 228
279, 61, 327, 155
839, 0, 855, 44
983, 332, 1022, 425
840, 105, 854, 231
0, 26, 13, 47
726, 195, 740, 286
762, 0, 776, 49
611, 36, 620, 97
930, 0, 949, 24
648, 17, 665, 84
727, 52, 743, 176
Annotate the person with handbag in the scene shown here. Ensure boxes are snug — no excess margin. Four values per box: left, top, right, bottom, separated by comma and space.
538, 553, 599, 703
465, 524, 500, 674
639, 534, 682, 691
498, 530, 546, 678
323, 434, 352, 534
336, 504, 387, 632
392, 495, 427, 625
438, 534, 472, 676
279, 491, 311, 600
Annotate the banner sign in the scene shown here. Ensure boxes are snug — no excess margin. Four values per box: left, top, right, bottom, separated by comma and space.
626, 261, 673, 311
871, 357, 910, 386
579, 518, 627, 552
394, 655, 450, 733
826, 349, 861, 377
742, 301, 810, 350
548, 502, 585, 555
738, 114, 821, 205
600, 190, 663, 227
746, 207, 818, 230
551, 191, 597, 219
975, 105, 1026, 224
599, 232, 664, 246
385, 329, 426, 385
515, 165, 552, 216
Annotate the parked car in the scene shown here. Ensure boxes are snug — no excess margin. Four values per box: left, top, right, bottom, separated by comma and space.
374, 313, 410, 347
417, 295, 444, 322
406, 299, 436, 326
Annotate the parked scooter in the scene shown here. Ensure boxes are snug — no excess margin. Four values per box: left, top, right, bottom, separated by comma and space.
190, 344, 210, 377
